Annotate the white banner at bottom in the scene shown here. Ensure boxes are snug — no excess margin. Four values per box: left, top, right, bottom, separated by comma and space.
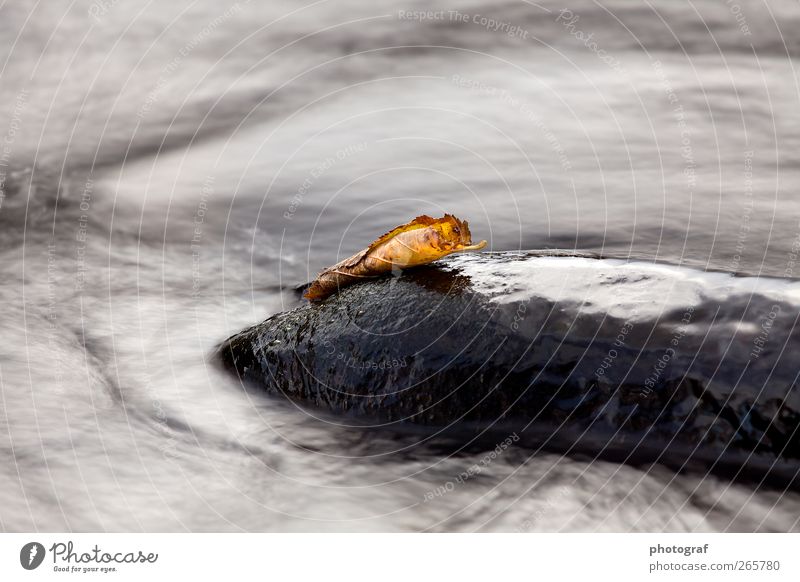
1, 533, 798, 581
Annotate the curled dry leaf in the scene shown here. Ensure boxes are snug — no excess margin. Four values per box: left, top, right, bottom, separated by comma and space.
304, 214, 487, 301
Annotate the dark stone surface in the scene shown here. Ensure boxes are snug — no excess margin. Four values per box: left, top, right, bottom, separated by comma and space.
219, 252, 800, 488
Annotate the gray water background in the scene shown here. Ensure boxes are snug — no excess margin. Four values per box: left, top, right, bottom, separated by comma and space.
1, 0, 800, 531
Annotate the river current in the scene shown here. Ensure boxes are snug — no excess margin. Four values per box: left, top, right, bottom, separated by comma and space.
1, 0, 799, 531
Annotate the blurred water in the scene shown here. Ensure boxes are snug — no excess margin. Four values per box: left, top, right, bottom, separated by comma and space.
1, 0, 799, 531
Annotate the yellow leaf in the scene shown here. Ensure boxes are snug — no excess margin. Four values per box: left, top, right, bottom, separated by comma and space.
304, 214, 487, 301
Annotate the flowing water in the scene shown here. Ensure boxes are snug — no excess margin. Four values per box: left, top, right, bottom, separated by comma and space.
1, 0, 800, 531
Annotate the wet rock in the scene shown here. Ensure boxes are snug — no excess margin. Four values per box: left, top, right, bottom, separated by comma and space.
219, 252, 800, 488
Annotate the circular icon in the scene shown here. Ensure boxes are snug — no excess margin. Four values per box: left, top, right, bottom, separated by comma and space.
20, 542, 45, 570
